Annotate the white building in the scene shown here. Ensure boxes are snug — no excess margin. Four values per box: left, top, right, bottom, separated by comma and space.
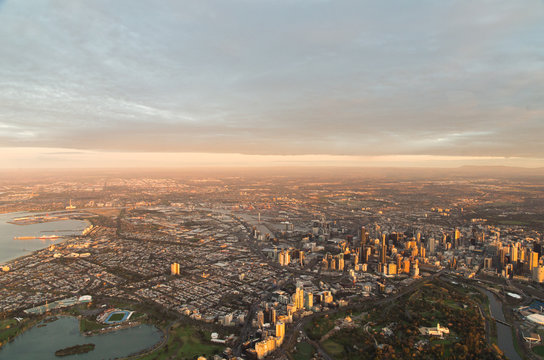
419, 323, 450, 338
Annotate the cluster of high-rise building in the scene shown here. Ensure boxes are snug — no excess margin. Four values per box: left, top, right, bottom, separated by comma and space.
278, 249, 290, 267
276, 248, 306, 267
321, 253, 345, 271
484, 241, 544, 282
247, 283, 331, 359
316, 226, 436, 280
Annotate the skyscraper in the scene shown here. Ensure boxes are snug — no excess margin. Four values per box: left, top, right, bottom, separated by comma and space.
511, 244, 518, 263
257, 310, 264, 328
428, 238, 435, 254
304, 292, 313, 309
381, 236, 387, 265
337, 254, 345, 271
279, 250, 290, 266
170, 263, 180, 275
276, 321, 285, 339
529, 251, 539, 271
293, 287, 304, 310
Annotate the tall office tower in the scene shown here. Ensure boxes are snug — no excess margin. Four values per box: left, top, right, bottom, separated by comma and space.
419, 246, 426, 259
416, 232, 421, 243
360, 226, 367, 259
534, 243, 542, 256
499, 248, 507, 268
363, 246, 371, 263
533, 266, 544, 283
442, 233, 447, 247
504, 263, 513, 278
388, 262, 397, 275
353, 253, 359, 266
511, 245, 518, 263
403, 259, 410, 273
337, 257, 344, 271
455, 229, 461, 240
304, 292, 313, 309
428, 238, 435, 254
257, 310, 264, 328
170, 263, 180, 275
276, 322, 285, 339
299, 251, 305, 266
381, 233, 387, 265
279, 250, 291, 266
530, 251, 540, 271
337, 254, 345, 271
294, 287, 304, 310
270, 308, 277, 324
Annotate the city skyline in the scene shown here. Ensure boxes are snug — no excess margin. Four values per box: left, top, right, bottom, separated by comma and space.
2, 2, 543, 358
1, 0, 544, 168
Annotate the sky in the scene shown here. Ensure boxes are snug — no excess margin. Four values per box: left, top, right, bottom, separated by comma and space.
0, 0, 543, 168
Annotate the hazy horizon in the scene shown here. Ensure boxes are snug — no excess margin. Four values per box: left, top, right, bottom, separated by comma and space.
1, 0, 543, 168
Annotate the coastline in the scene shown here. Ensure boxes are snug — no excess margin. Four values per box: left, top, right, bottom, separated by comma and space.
0, 211, 90, 266
0, 235, 80, 267
121, 323, 169, 360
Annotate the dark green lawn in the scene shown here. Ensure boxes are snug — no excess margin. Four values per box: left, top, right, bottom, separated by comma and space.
138, 324, 224, 360
533, 345, 544, 356
294, 341, 315, 360
108, 312, 126, 322
0, 319, 19, 343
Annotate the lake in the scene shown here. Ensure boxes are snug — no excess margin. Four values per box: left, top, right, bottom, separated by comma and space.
0, 316, 162, 360
0, 212, 88, 264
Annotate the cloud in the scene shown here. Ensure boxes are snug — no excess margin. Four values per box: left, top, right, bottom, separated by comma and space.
0, 0, 543, 163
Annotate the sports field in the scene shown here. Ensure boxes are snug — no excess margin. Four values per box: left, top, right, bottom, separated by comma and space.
104, 310, 132, 324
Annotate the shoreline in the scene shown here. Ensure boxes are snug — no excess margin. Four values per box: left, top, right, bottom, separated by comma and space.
0, 236, 78, 267
0, 211, 90, 266
1, 314, 164, 358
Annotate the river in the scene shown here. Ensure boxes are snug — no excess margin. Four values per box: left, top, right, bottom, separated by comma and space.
0, 316, 162, 360
485, 289, 521, 360
0, 212, 88, 264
